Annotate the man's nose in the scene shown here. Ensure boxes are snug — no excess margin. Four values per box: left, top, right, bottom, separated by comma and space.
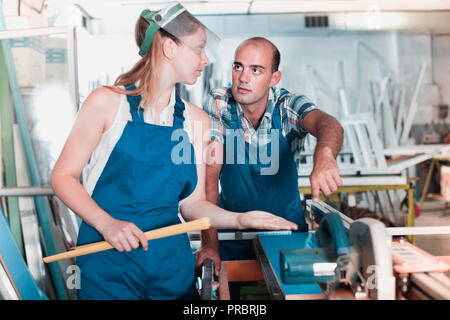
239, 68, 250, 83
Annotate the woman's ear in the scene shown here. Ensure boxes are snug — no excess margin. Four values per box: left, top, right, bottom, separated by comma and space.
161, 38, 177, 60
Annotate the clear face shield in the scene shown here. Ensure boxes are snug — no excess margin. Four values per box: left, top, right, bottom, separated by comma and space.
139, 2, 220, 57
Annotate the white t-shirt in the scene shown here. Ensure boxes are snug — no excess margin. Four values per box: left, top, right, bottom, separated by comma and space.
82, 88, 193, 196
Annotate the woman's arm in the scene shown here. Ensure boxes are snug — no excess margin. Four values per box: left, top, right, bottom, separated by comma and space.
51, 87, 148, 251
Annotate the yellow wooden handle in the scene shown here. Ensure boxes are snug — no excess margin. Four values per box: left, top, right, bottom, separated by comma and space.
43, 217, 210, 263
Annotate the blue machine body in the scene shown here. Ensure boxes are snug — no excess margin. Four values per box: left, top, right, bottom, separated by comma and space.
280, 212, 350, 284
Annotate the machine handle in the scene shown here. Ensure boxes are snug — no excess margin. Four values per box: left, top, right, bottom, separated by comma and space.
317, 212, 350, 258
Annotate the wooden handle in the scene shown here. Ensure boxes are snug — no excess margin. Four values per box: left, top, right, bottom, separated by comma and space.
43, 217, 210, 263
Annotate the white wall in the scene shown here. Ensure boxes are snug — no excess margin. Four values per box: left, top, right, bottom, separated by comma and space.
433, 35, 450, 112
74, 13, 450, 130
209, 31, 402, 120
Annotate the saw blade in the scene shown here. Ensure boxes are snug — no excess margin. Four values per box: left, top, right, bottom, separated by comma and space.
349, 218, 396, 300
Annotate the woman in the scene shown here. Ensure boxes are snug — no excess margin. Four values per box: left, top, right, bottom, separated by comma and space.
51, 3, 297, 300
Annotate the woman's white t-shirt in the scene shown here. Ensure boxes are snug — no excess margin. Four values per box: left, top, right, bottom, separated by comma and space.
82, 88, 193, 196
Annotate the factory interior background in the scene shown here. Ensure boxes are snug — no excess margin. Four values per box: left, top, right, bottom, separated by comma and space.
0, 0, 449, 301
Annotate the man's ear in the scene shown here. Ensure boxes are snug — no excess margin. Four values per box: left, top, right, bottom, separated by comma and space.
162, 38, 177, 60
270, 70, 281, 87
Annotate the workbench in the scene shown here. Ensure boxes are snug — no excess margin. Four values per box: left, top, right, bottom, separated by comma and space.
418, 156, 450, 211
299, 180, 417, 243
203, 201, 450, 301
210, 233, 353, 300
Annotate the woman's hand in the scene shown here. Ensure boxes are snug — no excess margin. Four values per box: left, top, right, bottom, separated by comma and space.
97, 217, 148, 252
236, 211, 298, 231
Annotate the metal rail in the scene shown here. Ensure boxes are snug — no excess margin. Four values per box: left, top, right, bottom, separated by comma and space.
0, 187, 54, 197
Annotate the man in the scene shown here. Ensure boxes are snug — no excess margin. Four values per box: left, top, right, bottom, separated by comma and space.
196, 37, 344, 279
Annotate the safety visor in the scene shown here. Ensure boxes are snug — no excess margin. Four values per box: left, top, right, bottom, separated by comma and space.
139, 2, 221, 57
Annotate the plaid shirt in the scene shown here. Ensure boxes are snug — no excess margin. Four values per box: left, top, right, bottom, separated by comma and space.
204, 86, 318, 168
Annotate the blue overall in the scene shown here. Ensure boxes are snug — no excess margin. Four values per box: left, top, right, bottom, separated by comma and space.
218, 99, 308, 261
76, 85, 199, 300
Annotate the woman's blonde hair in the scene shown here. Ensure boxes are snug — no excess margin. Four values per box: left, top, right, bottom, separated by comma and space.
107, 11, 200, 108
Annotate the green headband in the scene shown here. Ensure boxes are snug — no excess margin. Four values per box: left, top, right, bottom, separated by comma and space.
139, 10, 161, 56
138, 3, 185, 56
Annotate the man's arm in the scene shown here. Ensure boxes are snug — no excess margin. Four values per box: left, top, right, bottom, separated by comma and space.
302, 109, 344, 202
196, 89, 226, 276
196, 141, 223, 276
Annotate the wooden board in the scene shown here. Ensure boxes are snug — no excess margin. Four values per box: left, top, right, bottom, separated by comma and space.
222, 260, 264, 282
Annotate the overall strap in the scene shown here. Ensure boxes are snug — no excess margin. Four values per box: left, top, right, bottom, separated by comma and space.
173, 94, 186, 128
229, 99, 240, 130
272, 98, 297, 147
271, 101, 282, 131
125, 84, 144, 122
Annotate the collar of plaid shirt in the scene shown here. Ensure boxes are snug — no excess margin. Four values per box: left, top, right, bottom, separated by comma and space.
234, 88, 279, 138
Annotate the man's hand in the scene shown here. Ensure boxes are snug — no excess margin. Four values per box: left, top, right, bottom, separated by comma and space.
302, 110, 344, 202
310, 147, 342, 202
195, 245, 221, 277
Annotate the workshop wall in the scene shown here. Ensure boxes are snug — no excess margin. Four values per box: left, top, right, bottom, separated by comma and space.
74, 13, 450, 138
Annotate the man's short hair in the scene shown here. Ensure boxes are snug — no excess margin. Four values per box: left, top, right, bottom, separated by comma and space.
237, 37, 280, 72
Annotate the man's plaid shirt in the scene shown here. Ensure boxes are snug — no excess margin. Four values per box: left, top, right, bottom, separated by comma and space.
204, 86, 318, 168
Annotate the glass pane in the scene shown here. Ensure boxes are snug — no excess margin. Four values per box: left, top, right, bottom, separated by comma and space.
8, 31, 77, 186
